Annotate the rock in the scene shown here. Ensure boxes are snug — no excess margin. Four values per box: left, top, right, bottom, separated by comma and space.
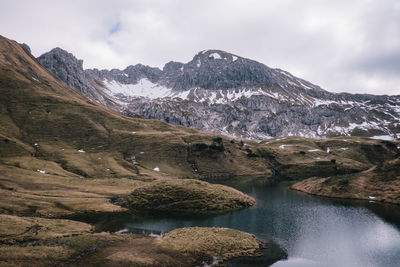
37, 48, 115, 107
38, 48, 92, 94
20, 43, 31, 54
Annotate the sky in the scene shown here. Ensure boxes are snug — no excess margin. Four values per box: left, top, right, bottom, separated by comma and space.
1, 0, 399, 95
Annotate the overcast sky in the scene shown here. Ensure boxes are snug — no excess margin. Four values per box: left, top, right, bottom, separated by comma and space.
1, 0, 399, 95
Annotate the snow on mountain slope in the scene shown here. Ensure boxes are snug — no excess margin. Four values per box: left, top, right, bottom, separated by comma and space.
38, 48, 400, 140
104, 78, 171, 99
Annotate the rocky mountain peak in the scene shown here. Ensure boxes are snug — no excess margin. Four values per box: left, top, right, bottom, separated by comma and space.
42, 47, 84, 69
36, 45, 400, 140
159, 49, 281, 90
38, 47, 90, 93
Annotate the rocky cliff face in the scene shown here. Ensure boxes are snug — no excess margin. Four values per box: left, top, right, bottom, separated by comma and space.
37, 49, 400, 140
37, 48, 119, 108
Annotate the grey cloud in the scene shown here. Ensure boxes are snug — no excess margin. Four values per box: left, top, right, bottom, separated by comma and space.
0, 0, 399, 95
353, 51, 400, 76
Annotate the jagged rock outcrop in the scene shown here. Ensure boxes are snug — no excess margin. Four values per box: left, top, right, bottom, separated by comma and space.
37, 48, 119, 108
37, 48, 400, 140
38, 48, 94, 94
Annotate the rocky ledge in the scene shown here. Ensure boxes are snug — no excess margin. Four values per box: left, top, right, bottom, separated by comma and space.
119, 179, 256, 214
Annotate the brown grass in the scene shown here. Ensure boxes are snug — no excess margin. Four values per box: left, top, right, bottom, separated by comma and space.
292, 158, 400, 204
120, 179, 256, 214
157, 227, 263, 261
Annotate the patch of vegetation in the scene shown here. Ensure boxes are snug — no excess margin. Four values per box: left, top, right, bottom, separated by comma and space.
212, 136, 223, 144
245, 148, 259, 157
338, 178, 349, 186
209, 143, 224, 152
158, 227, 264, 261
208, 136, 225, 152
239, 140, 244, 148
193, 143, 208, 151
120, 179, 255, 214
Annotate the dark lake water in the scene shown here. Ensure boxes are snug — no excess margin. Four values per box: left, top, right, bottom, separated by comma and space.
88, 182, 400, 267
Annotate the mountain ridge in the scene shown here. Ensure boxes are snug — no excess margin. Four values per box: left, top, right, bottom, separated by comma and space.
37, 46, 400, 140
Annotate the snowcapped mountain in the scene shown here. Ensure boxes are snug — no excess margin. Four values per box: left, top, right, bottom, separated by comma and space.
38, 49, 400, 140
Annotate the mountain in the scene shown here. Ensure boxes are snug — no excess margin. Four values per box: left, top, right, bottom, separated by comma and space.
1, 34, 397, 194
38, 48, 400, 140
0, 34, 284, 265
1, 35, 399, 265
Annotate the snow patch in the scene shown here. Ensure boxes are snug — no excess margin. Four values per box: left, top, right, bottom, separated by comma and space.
279, 70, 294, 79
153, 167, 160, 172
104, 78, 191, 100
148, 232, 164, 238
37, 169, 46, 174
202, 256, 220, 267
279, 144, 293, 149
297, 80, 312, 90
232, 55, 238, 61
314, 99, 338, 107
370, 135, 394, 141
78, 149, 85, 153
308, 149, 320, 152
104, 78, 173, 99
115, 228, 129, 234
209, 52, 222, 59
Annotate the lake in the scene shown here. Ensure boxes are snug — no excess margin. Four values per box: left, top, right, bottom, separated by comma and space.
87, 182, 400, 267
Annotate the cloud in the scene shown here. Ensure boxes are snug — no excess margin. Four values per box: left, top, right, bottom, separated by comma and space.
0, 0, 399, 95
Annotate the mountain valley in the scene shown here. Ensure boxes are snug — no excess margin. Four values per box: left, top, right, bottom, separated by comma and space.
0, 34, 399, 266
